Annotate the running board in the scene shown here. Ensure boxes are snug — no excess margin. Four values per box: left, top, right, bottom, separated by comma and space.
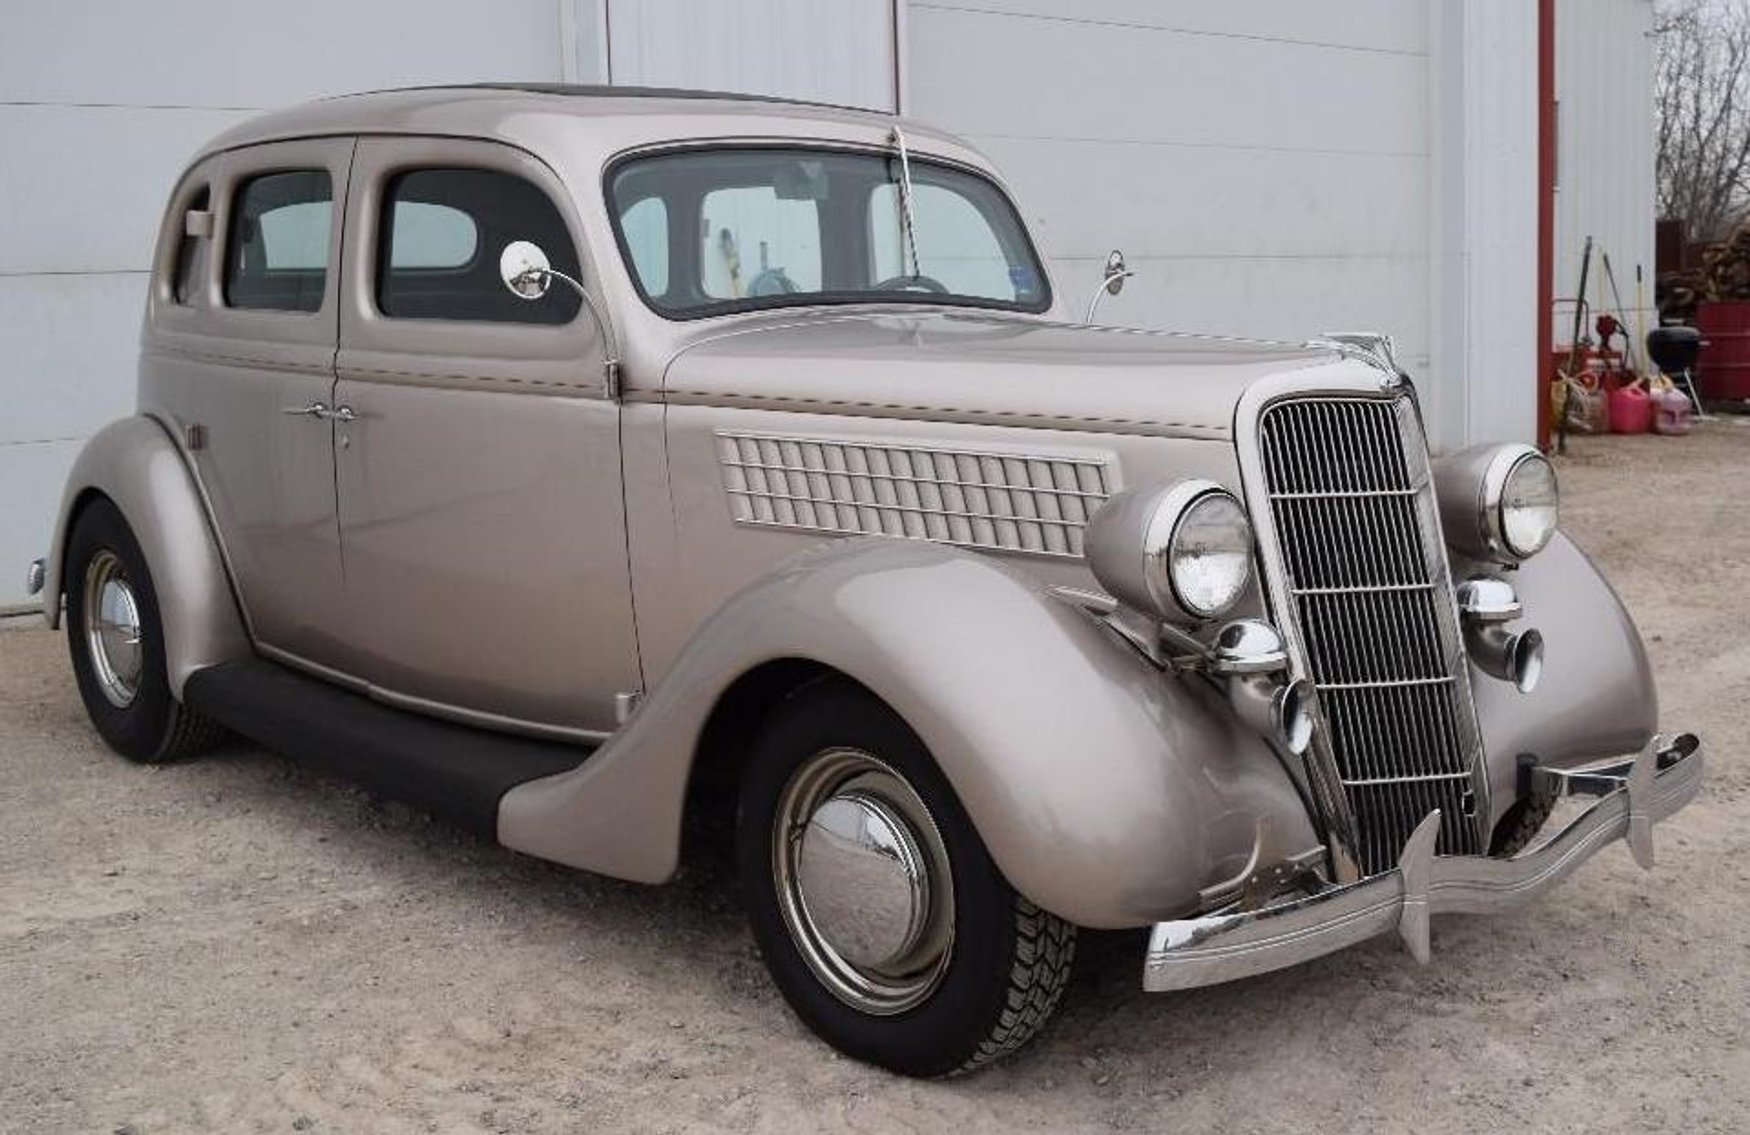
183, 659, 594, 838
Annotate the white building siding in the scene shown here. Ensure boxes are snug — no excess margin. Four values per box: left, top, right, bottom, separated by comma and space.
907, 0, 1546, 454
904, 3, 1437, 400
600, 0, 896, 109
1553, 0, 1656, 345
0, 1, 577, 609
1427, 0, 1540, 451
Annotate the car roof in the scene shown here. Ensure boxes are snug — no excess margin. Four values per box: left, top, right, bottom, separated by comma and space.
195, 84, 975, 168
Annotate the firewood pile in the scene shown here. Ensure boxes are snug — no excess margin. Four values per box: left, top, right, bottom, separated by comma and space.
1660, 226, 1750, 319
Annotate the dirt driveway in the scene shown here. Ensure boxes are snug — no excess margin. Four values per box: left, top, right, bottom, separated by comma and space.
3, 423, 1747, 1134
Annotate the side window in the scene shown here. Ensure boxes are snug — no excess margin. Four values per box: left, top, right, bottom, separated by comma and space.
700, 186, 821, 299
388, 202, 478, 269
619, 196, 669, 298
172, 186, 210, 305
225, 170, 332, 312
377, 167, 581, 324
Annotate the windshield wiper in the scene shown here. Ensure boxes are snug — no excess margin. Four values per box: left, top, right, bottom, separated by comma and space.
889, 125, 922, 280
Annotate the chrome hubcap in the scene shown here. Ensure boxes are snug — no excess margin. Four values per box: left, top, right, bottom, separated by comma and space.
82, 550, 143, 708
774, 748, 954, 1015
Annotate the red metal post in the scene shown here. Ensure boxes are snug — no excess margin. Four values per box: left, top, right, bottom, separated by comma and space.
1537, 0, 1557, 449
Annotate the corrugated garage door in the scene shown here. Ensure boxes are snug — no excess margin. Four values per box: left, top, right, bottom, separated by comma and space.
905, 2, 1432, 381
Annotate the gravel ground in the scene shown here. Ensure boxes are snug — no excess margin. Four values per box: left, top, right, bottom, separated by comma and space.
2, 422, 1747, 1134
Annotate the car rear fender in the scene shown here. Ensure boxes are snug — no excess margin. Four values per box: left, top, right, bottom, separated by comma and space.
497, 537, 1318, 929
44, 416, 249, 697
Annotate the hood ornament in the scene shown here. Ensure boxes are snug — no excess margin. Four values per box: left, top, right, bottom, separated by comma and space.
1309, 331, 1409, 392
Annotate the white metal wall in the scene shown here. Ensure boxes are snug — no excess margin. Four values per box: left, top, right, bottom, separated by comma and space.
595, 0, 896, 109
904, 0, 1542, 455
1427, 0, 1540, 452
905, 3, 1437, 392
0, 1, 576, 610
1553, 0, 1657, 349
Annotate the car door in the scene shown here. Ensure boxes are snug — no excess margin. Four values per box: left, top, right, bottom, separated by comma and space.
178, 138, 353, 667
331, 136, 638, 737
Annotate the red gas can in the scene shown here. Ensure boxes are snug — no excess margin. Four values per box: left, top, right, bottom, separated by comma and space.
1608, 381, 1653, 434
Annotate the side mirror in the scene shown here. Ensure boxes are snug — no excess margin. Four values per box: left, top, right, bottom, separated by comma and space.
1085, 248, 1137, 323
500, 240, 555, 300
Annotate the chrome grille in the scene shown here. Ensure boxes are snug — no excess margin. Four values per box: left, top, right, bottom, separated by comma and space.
1255, 397, 1486, 875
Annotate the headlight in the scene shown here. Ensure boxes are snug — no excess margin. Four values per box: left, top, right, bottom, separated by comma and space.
1168, 492, 1252, 617
1086, 478, 1253, 624
1493, 450, 1559, 559
1433, 443, 1559, 563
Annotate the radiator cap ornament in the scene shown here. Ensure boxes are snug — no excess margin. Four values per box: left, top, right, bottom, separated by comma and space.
1314, 331, 1406, 391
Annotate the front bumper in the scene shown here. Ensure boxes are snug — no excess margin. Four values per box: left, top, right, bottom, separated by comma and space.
1143, 733, 1703, 992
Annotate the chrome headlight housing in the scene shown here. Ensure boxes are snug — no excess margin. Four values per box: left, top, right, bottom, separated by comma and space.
1490, 448, 1559, 559
1434, 443, 1559, 563
1087, 478, 1253, 624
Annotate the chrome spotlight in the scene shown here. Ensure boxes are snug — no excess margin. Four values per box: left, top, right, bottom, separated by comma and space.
1212, 619, 1315, 755
1456, 578, 1543, 694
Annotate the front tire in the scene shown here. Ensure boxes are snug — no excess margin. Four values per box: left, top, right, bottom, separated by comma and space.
737, 679, 1075, 1076
63, 498, 224, 763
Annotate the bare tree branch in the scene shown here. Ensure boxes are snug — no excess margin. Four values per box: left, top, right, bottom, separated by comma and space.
1657, 0, 1750, 241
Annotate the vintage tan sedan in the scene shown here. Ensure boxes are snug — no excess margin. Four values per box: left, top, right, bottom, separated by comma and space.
28, 85, 1701, 1076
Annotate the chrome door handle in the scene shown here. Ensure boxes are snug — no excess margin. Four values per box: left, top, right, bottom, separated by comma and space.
328, 405, 357, 422
283, 401, 330, 417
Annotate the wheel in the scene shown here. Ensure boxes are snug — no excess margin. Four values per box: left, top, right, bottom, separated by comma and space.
737, 679, 1076, 1076
1490, 790, 1558, 857
63, 498, 224, 763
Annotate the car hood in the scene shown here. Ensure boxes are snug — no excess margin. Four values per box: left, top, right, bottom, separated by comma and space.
659, 309, 1354, 440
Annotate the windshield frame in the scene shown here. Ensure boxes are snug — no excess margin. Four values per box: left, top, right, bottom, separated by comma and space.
601, 140, 1054, 322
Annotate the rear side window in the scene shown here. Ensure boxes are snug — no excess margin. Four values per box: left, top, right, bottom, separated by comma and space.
376, 168, 581, 324
225, 170, 332, 312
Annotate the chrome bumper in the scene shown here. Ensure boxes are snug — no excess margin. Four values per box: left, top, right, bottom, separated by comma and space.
1143, 733, 1703, 992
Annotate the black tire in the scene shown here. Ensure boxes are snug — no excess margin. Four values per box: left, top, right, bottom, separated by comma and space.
737, 678, 1076, 1077
1490, 790, 1558, 857
63, 498, 225, 763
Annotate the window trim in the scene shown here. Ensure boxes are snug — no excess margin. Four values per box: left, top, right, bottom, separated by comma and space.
602, 141, 1054, 323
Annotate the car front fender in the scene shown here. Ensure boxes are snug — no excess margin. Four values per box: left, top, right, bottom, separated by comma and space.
44, 416, 249, 697
498, 537, 1318, 929
1471, 531, 1658, 827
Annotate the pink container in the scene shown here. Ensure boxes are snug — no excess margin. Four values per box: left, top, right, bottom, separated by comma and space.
1608, 382, 1652, 434
1653, 386, 1694, 436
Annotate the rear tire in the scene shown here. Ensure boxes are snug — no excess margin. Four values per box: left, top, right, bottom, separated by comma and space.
63, 498, 224, 763
737, 678, 1075, 1076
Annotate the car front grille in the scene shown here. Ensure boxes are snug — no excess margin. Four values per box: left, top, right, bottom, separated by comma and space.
1254, 396, 1486, 875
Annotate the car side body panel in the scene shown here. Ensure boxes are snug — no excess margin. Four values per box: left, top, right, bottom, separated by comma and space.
498, 536, 1320, 930
43, 416, 251, 696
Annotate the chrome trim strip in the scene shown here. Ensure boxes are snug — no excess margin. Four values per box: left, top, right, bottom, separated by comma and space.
1395, 396, 1494, 850
255, 642, 613, 744
1142, 734, 1703, 992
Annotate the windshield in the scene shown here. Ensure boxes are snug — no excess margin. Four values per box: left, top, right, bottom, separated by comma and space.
606, 146, 1051, 319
